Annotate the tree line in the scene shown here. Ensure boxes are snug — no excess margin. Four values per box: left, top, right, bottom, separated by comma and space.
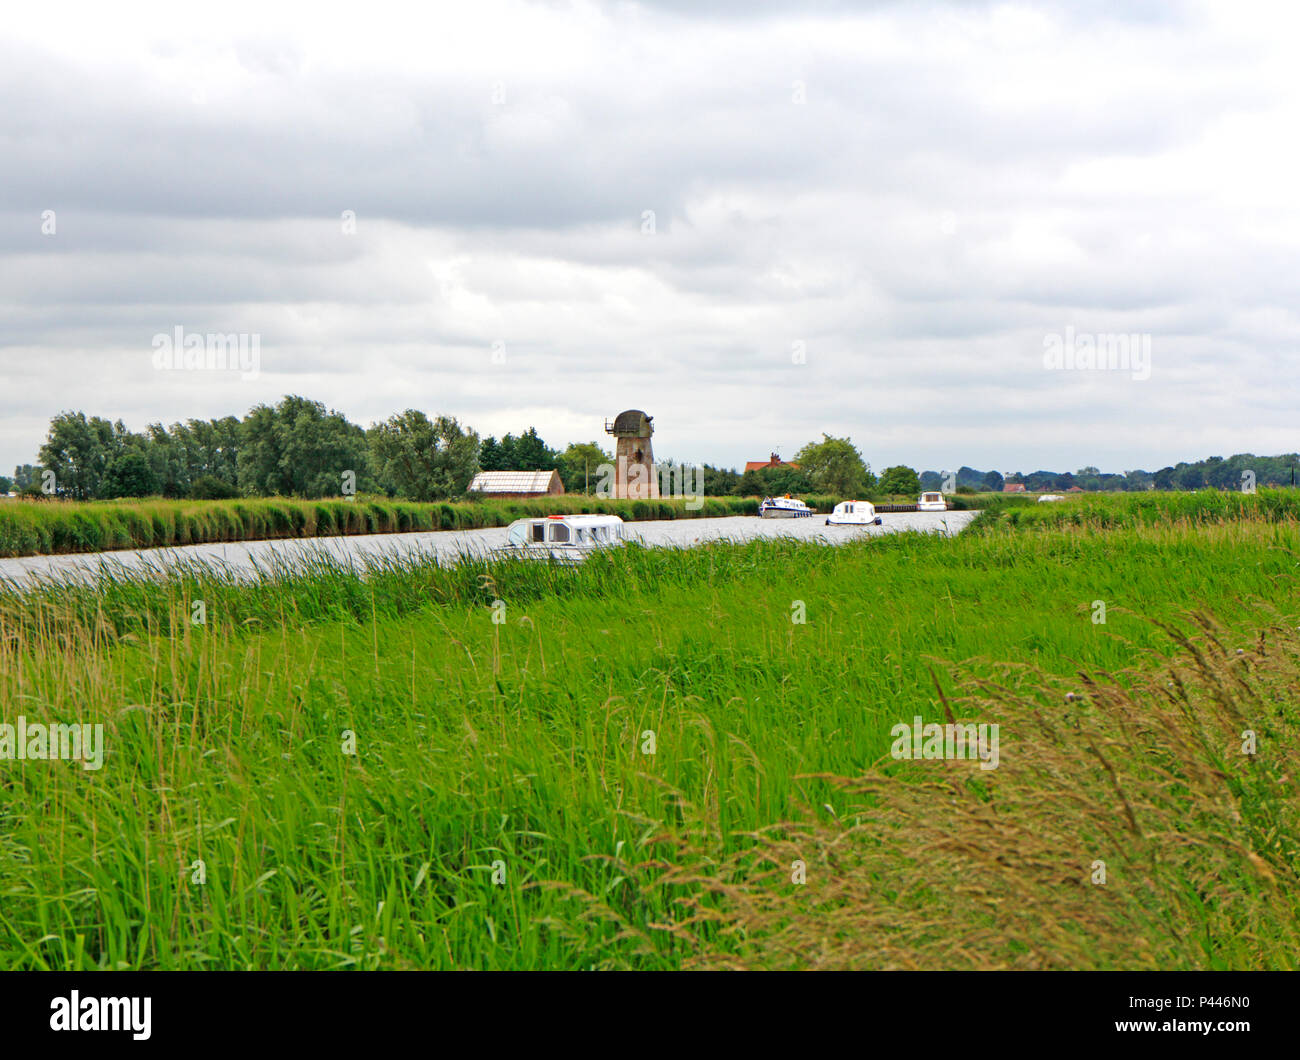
920, 455, 1300, 494
5, 399, 890, 503
7, 397, 602, 502
4, 396, 1290, 501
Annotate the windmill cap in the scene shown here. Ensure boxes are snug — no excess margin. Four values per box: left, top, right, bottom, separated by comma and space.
608, 409, 654, 435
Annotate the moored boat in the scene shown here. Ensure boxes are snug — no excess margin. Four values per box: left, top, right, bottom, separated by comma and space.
497, 514, 626, 561
917, 491, 947, 512
825, 500, 882, 526
759, 495, 814, 518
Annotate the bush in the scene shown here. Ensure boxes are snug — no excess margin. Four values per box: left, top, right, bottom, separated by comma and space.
191, 476, 240, 500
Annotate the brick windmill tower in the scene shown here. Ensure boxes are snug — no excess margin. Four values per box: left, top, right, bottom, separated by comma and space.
605, 409, 659, 499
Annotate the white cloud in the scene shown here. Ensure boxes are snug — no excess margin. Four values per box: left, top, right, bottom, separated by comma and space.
2, 0, 1298, 477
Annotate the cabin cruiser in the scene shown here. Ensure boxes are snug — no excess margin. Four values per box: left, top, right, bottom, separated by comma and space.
1037, 494, 1065, 503
826, 500, 882, 526
917, 491, 947, 512
759, 495, 814, 519
499, 514, 626, 560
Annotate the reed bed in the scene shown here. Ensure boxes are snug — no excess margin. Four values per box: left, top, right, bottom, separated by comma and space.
971, 486, 1300, 533
0, 489, 1015, 560
0, 494, 768, 559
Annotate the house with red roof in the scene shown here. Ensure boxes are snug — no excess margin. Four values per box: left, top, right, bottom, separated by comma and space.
745, 452, 799, 473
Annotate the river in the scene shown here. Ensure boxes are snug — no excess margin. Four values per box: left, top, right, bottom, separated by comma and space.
0, 510, 979, 588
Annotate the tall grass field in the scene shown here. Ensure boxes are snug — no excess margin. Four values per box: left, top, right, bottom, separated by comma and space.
0, 490, 1296, 969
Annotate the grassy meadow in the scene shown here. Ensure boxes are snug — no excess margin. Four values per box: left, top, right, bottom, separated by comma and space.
0, 490, 1297, 969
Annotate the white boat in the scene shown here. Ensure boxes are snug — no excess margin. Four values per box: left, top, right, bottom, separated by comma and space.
759, 495, 814, 518
498, 514, 626, 560
1037, 494, 1065, 503
825, 500, 882, 526
917, 491, 947, 512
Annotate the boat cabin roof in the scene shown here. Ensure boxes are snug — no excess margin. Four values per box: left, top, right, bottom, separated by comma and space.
505, 513, 626, 546
507, 514, 624, 528
541, 514, 622, 525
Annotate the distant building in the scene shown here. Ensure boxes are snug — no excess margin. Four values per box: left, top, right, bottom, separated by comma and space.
1066, 486, 1084, 492
467, 470, 564, 498
745, 452, 800, 473
604, 409, 659, 499
1002, 483, 1027, 493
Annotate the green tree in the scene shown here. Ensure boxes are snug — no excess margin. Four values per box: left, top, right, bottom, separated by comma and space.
102, 448, 159, 498
13, 465, 39, 493
737, 464, 813, 496
478, 436, 506, 472
877, 465, 921, 497
236, 404, 281, 494
1174, 463, 1205, 491
510, 427, 558, 471
981, 469, 1004, 492
190, 475, 240, 500
702, 463, 741, 496
237, 395, 370, 497
145, 423, 191, 498
0, 475, 11, 494
368, 410, 479, 500
792, 434, 874, 496
1122, 469, 1153, 491
39, 411, 119, 499
556, 441, 611, 494
167, 416, 241, 491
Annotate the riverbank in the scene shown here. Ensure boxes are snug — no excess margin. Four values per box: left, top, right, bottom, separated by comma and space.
0, 491, 1002, 560
0, 494, 765, 558
0, 510, 977, 587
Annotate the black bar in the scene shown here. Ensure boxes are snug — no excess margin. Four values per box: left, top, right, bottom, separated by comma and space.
1, 970, 1290, 1047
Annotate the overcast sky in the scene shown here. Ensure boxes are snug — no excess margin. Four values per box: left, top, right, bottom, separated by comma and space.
2, 0, 1298, 477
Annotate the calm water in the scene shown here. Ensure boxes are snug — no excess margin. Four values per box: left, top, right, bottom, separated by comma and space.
0, 510, 978, 588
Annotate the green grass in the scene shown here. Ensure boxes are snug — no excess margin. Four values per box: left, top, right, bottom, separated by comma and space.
0, 494, 1296, 969
970, 486, 1300, 532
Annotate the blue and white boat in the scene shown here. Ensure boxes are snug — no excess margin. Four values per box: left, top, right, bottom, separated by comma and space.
759, 495, 814, 519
